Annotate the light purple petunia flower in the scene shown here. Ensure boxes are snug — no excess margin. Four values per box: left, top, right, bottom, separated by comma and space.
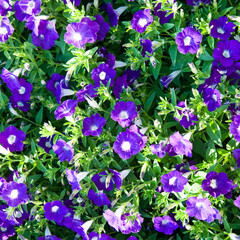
202, 87, 221, 112
0, 0, 12, 16
161, 170, 188, 193
44, 200, 68, 225
186, 0, 211, 6
120, 212, 144, 234
62, 0, 80, 6
54, 99, 78, 120
82, 113, 106, 137
129, 124, 147, 151
65, 169, 82, 191
233, 149, 240, 168
88, 189, 111, 207
76, 84, 98, 103
234, 196, 240, 208
38, 236, 62, 240
0, 221, 15, 239
2, 181, 28, 207
175, 27, 202, 54
103, 209, 123, 231
154, 1, 174, 25
229, 114, 240, 142
151, 141, 166, 158
88, 231, 116, 240
111, 101, 138, 128
0, 17, 14, 43
213, 40, 240, 67
140, 38, 153, 57
131, 9, 153, 33
1, 68, 21, 92
94, 14, 110, 41
0, 178, 7, 196
154, 215, 178, 235
52, 139, 74, 162
64, 18, 99, 48
0, 125, 26, 152
38, 135, 54, 153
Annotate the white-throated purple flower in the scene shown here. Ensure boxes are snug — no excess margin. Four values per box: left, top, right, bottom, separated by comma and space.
174, 101, 198, 128
91, 63, 116, 87
234, 196, 240, 208
154, 215, 178, 235
233, 149, 240, 168
202, 87, 221, 112
9, 97, 31, 112
14, 0, 41, 22
94, 14, 110, 41
113, 129, 142, 160
175, 27, 202, 54
230, 114, 240, 142
1, 68, 21, 92
64, 18, 99, 49
111, 101, 138, 128
38, 135, 54, 153
44, 200, 68, 225
0, 221, 15, 239
82, 113, 106, 137
0, 125, 26, 152
0, 0, 12, 16
140, 38, 153, 57
213, 40, 240, 67
88, 189, 111, 207
0, 17, 14, 43
89, 232, 116, 240
154, 1, 174, 25
151, 141, 166, 158
131, 9, 153, 33
161, 170, 188, 192
210, 16, 235, 40
2, 181, 28, 207
120, 212, 143, 234
62, 0, 80, 6
52, 139, 74, 162
201, 171, 234, 198
46, 73, 65, 97
113, 75, 128, 99
38, 236, 62, 240
76, 84, 98, 103
54, 99, 78, 120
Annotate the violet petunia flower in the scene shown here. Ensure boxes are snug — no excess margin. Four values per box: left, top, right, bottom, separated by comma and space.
111, 101, 138, 128
94, 14, 110, 41
65, 169, 84, 191
76, 84, 98, 103
0, 221, 15, 239
228, 62, 240, 85
160, 70, 181, 88
0, 0, 12, 16
140, 38, 153, 57
0, 125, 26, 152
1, 68, 21, 92
127, 237, 137, 240
186, 0, 211, 6
175, 27, 202, 54
113, 75, 128, 99
154, 215, 178, 235
0, 17, 14, 43
54, 99, 78, 120
151, 141, 166, 158
9, 97, 31, 112
131, 9, 153, 33
97, 47, 115, 68
46, 73, 65, 96
64, 18, 99, 48
234, 196, 240, 208
120, 212, 144, 234
38, 135, 54, 153
52, 139, 74, 162
154, 1, 174, 25
129, 125, 147, 151
0, 178, 7, 196
88, 232, 116, 240
202, 87, 221, 112
62, 0, 80, 6
88, 189, 111, 207
102, 2, 118, 27
175, 161, 197, 173
229, 114, 240, 142
124, 69, 141, 86
38, 236, 62, 240
233, 149, 240, 168
103, 209, 123, 231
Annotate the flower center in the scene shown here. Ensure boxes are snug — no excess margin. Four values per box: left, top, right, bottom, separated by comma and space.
63, 146, 69, 151
17, 101, 24, 107
138, 18, 148, 28
19, 86, 26, 94
210, 179, 217, 189
100, 176, 107, 183
0, 27, 7, 35
169, 176, 177, 185
0, 227, 7, 232
92, 237, 98, 240
14, 211, 22, 218
120, 111, 129, 119
3, 2, 9, 9
28, 1, 35, 9
218, 70, 227, 75
184, 36, 192, 46
45, 141, 52, 148
217, 27, 225, 34
47, 23, 54, 30
8, 135, 16, 145
10, 189, 19, 199
162, 219, 169, 225
212, 94, 218, 102
52, 206, 59, 213
223, 50, 230, 58
196, 202, 204, 208
91, 125, 98, 131
74, 32, 82, 41
236, 70, 240, 75
121, 141, 131, 151
99, 71, 106, 80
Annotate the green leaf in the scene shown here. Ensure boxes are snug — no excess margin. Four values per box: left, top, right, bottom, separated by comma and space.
35, 107, 43, 124
206, 141, 217, 162
144, 92, 156, 113
207, 36, 215, 50
206, 122, 222, 147
153, 160, 161, 177
171, 88, 177, 106
169, 45, 177, 66
223, 217, 231, 232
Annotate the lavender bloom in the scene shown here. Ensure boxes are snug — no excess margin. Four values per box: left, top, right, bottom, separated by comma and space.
1, 68, 21, 92
160, 70, 181, 88
120, 212, 143, 234
0, 125, 26, 152
0, 178, 7, 196
94, 14, 110, 41
0, 17, 14, 43
154, 1, 174, 25
129, 125, 147, 151
76, 84, 98, 103
97, 47, 115, 68
174, 101, 198, 128
111, 101, 138, 128
186, 0, 211, 6
54, 99, 78, 120
210, 16, 235, 40
230, 115, 240, 142
151, 142, 166, 158
233, 149, 240, 168
89, 232, 116, 240
103, 209, 123, 231
140, 38, 153, 57
88, 189, 111, 207
2, 181, 28, 207
113, 75, 128, 99
52, 139, 74, 162
234, 196, 240, 208
82, 113, 106, 137
66, 169, 82, 191
0, 221, 15, 240
44, 201, 68, 224
202, 87, 221, 112
64, 18, 99, 48
91, 63, 116, 87
0, 0, 12, 16
154, 215, 178, 235
38, 236, 62, 240
63, 217, 87, 239
131, 9, 153, 33
175, 27, 202, 54
38, 136, 54, 153
213, 40, 240, 67
62, 0, 80, 6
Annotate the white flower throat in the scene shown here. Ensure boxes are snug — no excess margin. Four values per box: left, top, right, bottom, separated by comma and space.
121, 141, 131, 151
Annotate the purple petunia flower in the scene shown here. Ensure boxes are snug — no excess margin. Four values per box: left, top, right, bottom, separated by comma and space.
113, 75, 128, 99
228, 62, 240, 85
97, 47, 115, 69
151, 141, 166, 158
88, 189, 111, 207
2, 181, 28, 207
46, 73, 65, 96
82, 113, 106, 137
52, 139, 74, 162
54, 99, 78, 120
0, 17, 14, 43
154, 215, 178, 235
102, 2, 118, 27
38, 135, 54, 153
140, 38, 153, 57
0, 221, 15, 240
229, 114, 240, 142
94, 14, 110, 41
1, 68, 21, 92
161, 170, 188, 192
127, 237, 137, 240
88, 232, 116, 240
14, 0, 41, 22
44, 200, 68, 224
154, 1, 174, 25
186, 0, 211, 6
233, 149, 240, 168
0, 0, 12, 16
38, 236, 62, 240
210, 16, 235, 40
175, 161, 197, 173
120, 212, 144, 234
160, 70, 181, 88
0, 125, 26, 152
91, 63, 116, 87
213, 40, 240, 67
131, 9, 153, 33
0, 178, 7, 196
76, 84, 98, 103
129, 125, 147, 151
111, 101, 138, 128
62, 0, 80, 6
234, 196, 240, 208
202, 87, 221, 112
175, 27, 202, 54
9, 97, 31, 112
103, 209, 123, 231
65, 169, 84, 191
124, 69, 141, 86
64, 18, 99, 48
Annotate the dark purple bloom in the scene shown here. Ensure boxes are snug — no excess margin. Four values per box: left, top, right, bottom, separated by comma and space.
44, 200, 68, 224
131, 9, 153, 33
9, 97, 30, 112
0, 17, 14, 43
38, 236, 62, 240
140, 38, 153, 57
109, 168, 122, 190
63, 217, 87, 239
160, 70, 181, 88
154, 215, 178, 235
89, 232, 116, 240
88, 189, 111, 207
234, 196, 240, 208
124, 69, 140, 86
228, 103, 240, 119
10, 78, 33, 101
82, 113, 106, 137
97, 47, 115, 68
113, 75, 128, 99
151, 141, 166, 158
0, 178, 7, 196
175, 161, 197, 173
91, 63, 116, 87
76, 84, 98, 103
111, 101, 138, 128
62, 0, 80, 6
38, 136, 54, 153
233, 149, 240, 168
186, 0, 211, 6
2, 181, 28, 207
127, 237, 137, 240
120, 212, 143, 234
174, 101, 198, 128
1, 68, 21, 92
14, 0, 41, 22
94, 14, 110, 41
52, 139, 74, 162
103, 209, 123, 231
202, 87, 221, 112
0, 0, 12, 16
0, 125, 26, 152
175, 27, 202, 54
46, 73, 65, 96
104, 2, 118, 27
230, 114, 240, 142
210, 16, 235, 40
213, 40, 240, 67
64, 18, 99, 48
228, 62, 240, 85
154, 1, 174, 25
0, 221, 15, 240
54, 99, 78, 120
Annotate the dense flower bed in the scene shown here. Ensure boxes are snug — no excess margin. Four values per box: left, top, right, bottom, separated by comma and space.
0, 0, 240, 239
